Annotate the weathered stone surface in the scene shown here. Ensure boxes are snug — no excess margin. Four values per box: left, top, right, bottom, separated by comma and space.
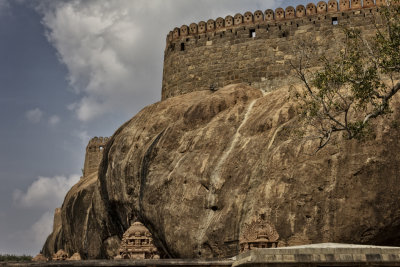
43, 84, 400, 259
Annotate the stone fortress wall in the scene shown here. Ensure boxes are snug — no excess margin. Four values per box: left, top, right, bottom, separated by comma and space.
162, 0, 389, 100
83, 137, 110, 177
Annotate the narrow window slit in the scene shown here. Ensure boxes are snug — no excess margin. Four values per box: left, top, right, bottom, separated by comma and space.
249, 29, 256, 38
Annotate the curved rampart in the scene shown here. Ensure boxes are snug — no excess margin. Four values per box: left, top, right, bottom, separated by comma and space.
162, 0, 389, 99
83, 137, 110, 177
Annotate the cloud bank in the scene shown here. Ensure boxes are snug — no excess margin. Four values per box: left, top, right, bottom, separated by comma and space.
37, 0, 281, 121
12, 174, 79, 254
30, 211, 54, 250
13, 174, 80, 209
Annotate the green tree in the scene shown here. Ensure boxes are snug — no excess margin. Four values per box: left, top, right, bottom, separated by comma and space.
0, 254, 32, 262
291, 0, 400, 151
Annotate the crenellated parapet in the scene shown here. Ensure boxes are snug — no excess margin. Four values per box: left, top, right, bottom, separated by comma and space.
83, 136, 110, 178
165, 0, 388, 46
162, 0, 393, 100
86, 136, 110, 150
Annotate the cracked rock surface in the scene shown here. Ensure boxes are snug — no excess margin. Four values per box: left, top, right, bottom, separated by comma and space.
43, 84, 400, 259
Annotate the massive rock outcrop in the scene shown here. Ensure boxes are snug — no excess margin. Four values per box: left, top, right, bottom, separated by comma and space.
43, 84, 400, 259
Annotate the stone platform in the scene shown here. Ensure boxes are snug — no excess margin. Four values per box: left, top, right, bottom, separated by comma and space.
3, 244, 400, 267
1, 259, 233, 267
234, 243, 400, 266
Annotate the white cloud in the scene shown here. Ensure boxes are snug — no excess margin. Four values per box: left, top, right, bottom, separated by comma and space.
13, 174, 80, 209
36, 0, 281, 121
48, 115, 60, 125
30, 211, 54, 250
10, 174, 79, 255
1, 211, 54, 256
39, 1, 145, 121
25, 108, 43, 124
0, 0, 10, 15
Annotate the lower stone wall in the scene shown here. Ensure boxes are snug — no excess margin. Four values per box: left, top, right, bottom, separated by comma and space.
4, 244, 400, 267
234, 244, 400, 267
0, 259, 233, 267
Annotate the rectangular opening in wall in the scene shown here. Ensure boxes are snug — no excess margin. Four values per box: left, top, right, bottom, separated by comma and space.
332, 17, 338, 25
180, 43, 185, 51
249, 29, 256, 38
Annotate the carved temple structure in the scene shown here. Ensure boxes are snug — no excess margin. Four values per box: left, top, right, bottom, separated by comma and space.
239, 218, 280, 253
52, 249, 68, 261
115, 221, 160, 260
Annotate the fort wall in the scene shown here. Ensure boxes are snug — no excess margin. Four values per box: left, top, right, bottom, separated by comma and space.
83, 137, 110, 177
162, 0, 389, 100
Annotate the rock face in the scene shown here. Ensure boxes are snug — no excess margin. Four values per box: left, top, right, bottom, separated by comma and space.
43, 84, 400, 259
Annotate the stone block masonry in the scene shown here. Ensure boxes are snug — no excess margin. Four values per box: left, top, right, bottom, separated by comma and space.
162, 0, 390, 100
233, 243, 400, 266
83, 136, 110, 178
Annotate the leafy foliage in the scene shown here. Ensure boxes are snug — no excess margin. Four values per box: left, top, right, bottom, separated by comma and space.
291, 0, 400, 151
0, 254, 32, 262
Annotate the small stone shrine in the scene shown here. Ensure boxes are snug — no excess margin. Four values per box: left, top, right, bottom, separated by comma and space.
52, 249, 68, 261
115, 221, 160, 260
239, 217, 279, 253
32, 253, 47, 262
67, 252, 82, 261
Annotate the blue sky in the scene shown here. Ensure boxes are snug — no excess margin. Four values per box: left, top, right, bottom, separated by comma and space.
0, 0, 311, 256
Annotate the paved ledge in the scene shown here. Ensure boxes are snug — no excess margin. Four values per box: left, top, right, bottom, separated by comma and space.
0, 259, 234, 267
233, 243, 400, 267
3, 243, 400, 267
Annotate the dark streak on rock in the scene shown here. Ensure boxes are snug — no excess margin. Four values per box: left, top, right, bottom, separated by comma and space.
139, 129, 165, 210
138, 129, 173, 258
